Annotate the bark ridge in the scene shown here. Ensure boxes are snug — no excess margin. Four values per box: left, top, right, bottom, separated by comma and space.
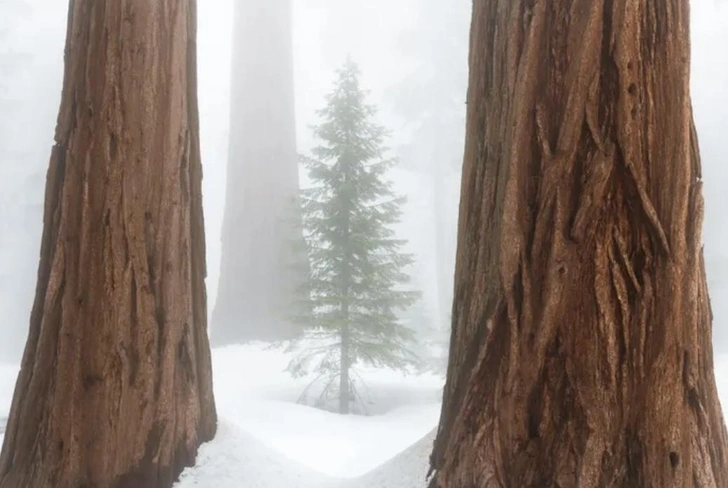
430, 1, 728, 487
0, 1, 217, 487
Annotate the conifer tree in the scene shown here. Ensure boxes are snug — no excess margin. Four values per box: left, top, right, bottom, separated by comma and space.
289, 59, 420, 415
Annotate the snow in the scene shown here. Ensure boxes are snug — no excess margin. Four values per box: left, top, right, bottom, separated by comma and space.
182, 344, 728, 487
346, 430, 436, 488
0, 345, 726, 488
208, 344, 442, 479
175, 421, 336, 488
174, 423, 437, 488
174, 342, 443, 487
0, 343, 445, 487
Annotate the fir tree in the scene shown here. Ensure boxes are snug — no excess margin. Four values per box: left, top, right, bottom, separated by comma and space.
288, 59, 420, 414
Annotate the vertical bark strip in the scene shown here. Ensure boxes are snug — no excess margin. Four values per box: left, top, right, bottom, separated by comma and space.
212, 0, 305, 345
0, 1, 217, 487
431, 1, 728, 487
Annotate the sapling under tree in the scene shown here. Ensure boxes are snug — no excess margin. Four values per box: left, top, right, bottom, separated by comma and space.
429, 0, 728, 486
289, 60, 420, 415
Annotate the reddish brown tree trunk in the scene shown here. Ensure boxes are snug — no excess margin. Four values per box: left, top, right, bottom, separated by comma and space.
430, 1, 728, 487
212, 0, 305, 345
0, 2, 217, 487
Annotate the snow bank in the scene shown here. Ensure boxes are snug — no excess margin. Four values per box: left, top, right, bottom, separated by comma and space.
172, 343, 443, 486
181, 347, 728, 487
346, 430, 435, 488
211, 343, 443, 478
176, 420, 335, 488
0, 346, 724, 487
174, 424, 436, 488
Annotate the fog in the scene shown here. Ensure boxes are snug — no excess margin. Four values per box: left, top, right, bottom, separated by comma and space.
1, 1, 726, 362
0, 1, 727, 483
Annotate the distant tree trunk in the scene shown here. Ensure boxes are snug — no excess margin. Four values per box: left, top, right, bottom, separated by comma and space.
212, 0, 304, 345
339, 169, 352, 415
339, 319, 351, 415
0, 2, 217, 487
430, 1, 728, 487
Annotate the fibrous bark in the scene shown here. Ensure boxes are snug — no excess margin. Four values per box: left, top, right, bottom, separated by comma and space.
430, 1, 728, 487
212, 0, 304, 345
0, 1, 217, 487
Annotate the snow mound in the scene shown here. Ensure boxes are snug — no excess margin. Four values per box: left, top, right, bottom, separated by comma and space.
175, 420, 335, 488
174, 421, 437, 488
211, 343, 442, 478
345, 430, 435, 488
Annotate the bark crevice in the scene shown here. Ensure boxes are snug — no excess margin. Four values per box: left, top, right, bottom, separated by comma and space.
0, 2, 217, 487
430, 0, 728, 486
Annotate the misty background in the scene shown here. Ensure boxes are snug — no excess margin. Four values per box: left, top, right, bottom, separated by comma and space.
0, 0, 726, 364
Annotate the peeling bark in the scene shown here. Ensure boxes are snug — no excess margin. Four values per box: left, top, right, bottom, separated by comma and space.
430, 1, 728, 487
0, 1, 217, 487
212, 0, 305, 345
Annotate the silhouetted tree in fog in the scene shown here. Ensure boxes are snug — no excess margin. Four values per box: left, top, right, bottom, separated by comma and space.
213, 0, 306, 345
390, 0, 470, 342
0, 2, 217, 486
288, 60, 420, 415
429, 0, 728, 486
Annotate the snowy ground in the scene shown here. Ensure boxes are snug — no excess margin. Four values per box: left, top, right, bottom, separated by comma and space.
178, 347, 728, 487
0, 345, 725, 487
192, 344, 443, 482
0, 344, 444, 487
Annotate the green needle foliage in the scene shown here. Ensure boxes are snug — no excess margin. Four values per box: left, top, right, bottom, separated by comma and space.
288, 58, 421, 414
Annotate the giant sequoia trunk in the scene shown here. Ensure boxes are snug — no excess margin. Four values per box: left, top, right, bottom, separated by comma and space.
430, 1, 728, 487
212, 0, 304, 345
0, 2, 217, 487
